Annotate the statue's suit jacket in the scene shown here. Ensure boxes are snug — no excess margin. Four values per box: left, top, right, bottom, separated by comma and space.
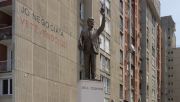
78, 14, 106, 55
79, 15, 105, 54
79, 29, 100, 54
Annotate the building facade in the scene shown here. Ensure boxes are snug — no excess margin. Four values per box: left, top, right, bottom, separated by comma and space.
0, 0, 163, 102
0, 0, 126, 102
167, 48, 180, 102
161, 16, 176, 102
0, 0, 12, 102
124, 0, 141, 102
140, 0, 161, 102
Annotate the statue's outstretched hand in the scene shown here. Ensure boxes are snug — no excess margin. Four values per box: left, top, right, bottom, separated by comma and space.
100, 7, 105, 15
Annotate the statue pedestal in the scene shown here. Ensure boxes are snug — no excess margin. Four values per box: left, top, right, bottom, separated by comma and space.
78, 80, 104, 102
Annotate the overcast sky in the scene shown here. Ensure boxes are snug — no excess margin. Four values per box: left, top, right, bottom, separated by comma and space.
161, 0, 180, 47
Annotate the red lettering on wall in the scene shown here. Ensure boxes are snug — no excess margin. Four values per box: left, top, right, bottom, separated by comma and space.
17, 15, 67, 48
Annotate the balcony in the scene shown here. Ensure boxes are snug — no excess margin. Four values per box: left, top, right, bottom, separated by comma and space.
0, 26, 12, 41
0, 60, 11, 73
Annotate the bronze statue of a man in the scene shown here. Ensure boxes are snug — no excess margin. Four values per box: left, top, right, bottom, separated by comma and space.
79, 7, 105, 80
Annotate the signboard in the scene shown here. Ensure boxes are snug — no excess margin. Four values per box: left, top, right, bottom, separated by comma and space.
78, 80, 104, 102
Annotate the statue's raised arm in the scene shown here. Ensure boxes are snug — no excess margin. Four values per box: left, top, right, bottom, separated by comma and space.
96, 7, 106, 36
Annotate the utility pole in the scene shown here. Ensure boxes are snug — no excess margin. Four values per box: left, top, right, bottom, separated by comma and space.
128, 0, 132, 102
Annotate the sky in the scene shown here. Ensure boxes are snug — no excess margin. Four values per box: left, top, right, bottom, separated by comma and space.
161, 0, 180, 47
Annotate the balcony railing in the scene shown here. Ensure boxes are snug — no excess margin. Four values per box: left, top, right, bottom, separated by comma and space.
0, 60, 11, 72
0, 26, 12, 41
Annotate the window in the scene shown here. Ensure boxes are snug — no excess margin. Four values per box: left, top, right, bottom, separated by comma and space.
120, 32, 123, 47
100, 34, 110, 53
168, 36, 170, 39
168, 98, 170, 101
152, 58, 155, 67
100, 54, 110, 72
105, 18, 111, 34
80, 25, 84, 65
100, 35, 105, 50
168, 59, 171, 62
152, 69, 156, 78
171, 59, 173, 62
146, 27, 149, 38
119, 84, 123, 99
131, 53, 135, 65
101, 76, 110, 94
168, 43, 171, 47
80, 1, 84, 20
120, 16, 123, 31
152, 46, 155, 56
152, 79, 156, 87
146, 39, 149, 49
105, 38, 110, 53
100, 10, 111, 34
171, 98, 174, 101
171, 51, 173, 54
147, 85, 149, 96
119, 0, 123, 14
120, 67, 123, 81
100, 0, 111, 17
105, 0, 110, 16
152, 39, 155, 56
146, 52, 149, 73
168, 28, 170, 34
104, 98, 110, 102
120, 67, 123, 76
0, 79, 12, 95
120, 50, 123, 64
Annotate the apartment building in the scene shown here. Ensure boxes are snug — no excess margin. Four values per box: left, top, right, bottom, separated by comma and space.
0, 0, 164, 102
1, 0, 79, 102
124, 0, 141, 102
140, 0, 161, 102
0, 0, 126, 102
161, 16, 176, 102
166, 48, 180, 102
0, 0, 12, 102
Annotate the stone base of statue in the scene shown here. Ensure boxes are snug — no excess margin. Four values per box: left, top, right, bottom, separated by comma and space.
78, 80, 104, 102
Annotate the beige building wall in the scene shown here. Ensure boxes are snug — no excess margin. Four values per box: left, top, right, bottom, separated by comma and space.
161, 16, 176, 102
13, 0, 125, 102
14, 0, 78, 102
169, 48, 180, 102
140, 0, 161, 102
0, 96, 12, 102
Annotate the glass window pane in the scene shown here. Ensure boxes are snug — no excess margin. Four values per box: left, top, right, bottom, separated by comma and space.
100, 35, 105, 50
10, 79, 12, 94
3, 79, 8, 94
105, 38, 110, 53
